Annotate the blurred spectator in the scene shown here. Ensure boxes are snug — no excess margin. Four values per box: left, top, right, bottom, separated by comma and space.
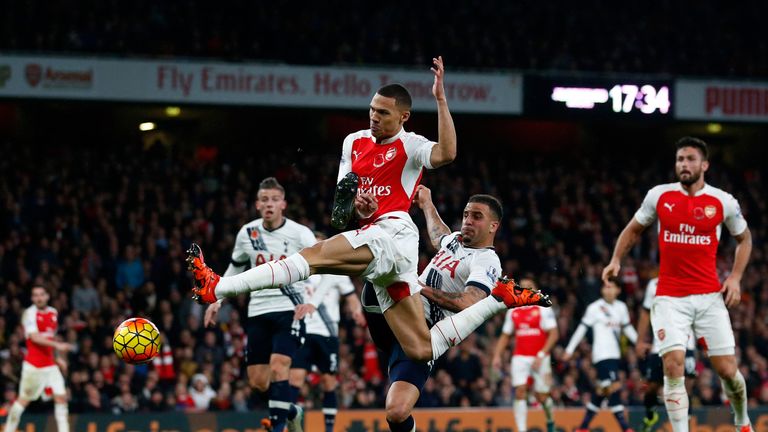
188, 373, 216, 411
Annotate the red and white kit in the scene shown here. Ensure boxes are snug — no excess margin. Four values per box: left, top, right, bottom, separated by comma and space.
634, 182, 748, 356
338, 128, 435, 312
20, 305, 66, 399
501, 306, 557, 392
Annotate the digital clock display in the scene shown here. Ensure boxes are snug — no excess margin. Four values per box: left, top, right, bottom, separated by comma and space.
525, 76, 673, 119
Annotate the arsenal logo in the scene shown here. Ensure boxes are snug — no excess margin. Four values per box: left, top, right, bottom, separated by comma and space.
704, 205, 716, 219
25, 64, 42, 87
657, 329, 665, 341
385, 147, 397, 161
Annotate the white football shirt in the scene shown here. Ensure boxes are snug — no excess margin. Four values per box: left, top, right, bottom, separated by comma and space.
304, 274, 356, 337
565, 298, 636, 363
227, 218, 317, 317
417, 232, 501, 325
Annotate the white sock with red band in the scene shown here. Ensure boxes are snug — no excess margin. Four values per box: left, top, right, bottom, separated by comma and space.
3, 401, 24, 432
429, 296, 505, 360
215, 253, 310, 298
663, 376, 689, 432
721, 370, 750, 427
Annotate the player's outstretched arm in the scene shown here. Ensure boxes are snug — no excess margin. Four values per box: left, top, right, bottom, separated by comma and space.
413, 185, 450, 250
721, 228, 752, 307
492, 331, 511, 371
428, 56, 457, 169
603, 218, 646, 282
420, 285, 487, 314
635, 308, 652, 357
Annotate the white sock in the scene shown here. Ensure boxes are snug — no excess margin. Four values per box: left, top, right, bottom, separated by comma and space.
4, 401, 24, 432
54, 402, 69, 432
663, 376, 690, 432
542, 397, 554, 423
429, 296, 505, 360
216, 253, 310, 298
721, 370, 750, 427
514, 399, 527, 432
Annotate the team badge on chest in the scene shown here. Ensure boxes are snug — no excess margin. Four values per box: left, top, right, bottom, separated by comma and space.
704, 205, 716, 219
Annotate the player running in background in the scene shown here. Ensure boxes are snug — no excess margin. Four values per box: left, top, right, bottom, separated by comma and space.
603, 137, 753, 432
4, 286, 74, 432
363, 186, 504, 432
203, 177, 315, 432
492, 278, 558, 432
563, 278, 637, 432
291, 233, 365, 432
188, 57, 548, 372
636, 276, 697, 432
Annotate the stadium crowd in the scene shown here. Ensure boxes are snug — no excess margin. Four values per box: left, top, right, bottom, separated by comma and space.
2, 0, 766, 78
0, 136, 767, 417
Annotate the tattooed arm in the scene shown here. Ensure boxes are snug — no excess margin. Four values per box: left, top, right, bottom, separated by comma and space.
413, 185, 451, 250
420, 285, 488, 313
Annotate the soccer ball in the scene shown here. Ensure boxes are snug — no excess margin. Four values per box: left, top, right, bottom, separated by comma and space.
113, 317, 161, 364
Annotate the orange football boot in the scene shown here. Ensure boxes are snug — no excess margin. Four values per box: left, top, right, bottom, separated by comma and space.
186, 243, 220, 304
491, 276, 552, 308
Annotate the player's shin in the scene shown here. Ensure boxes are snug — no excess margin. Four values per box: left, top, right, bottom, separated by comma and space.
663, 376, 690, 432
216, 253, 310, 298
609, 392, 630, 431
513, 399, 527, 432
720, 370, 750, 428
429, 296, 504, 360
3, 401, 24, 432
54, 402, 69, 432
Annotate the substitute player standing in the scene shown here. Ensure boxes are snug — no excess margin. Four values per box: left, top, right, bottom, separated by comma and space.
563, 278, 637, 432
492, 278, 558, 432
203, 177, 315, 432
189, 57, 548, 370
603, 137, 753, 432
4, 286, 74, 432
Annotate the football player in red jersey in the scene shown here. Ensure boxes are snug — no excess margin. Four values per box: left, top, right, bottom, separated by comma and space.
603, 137, 753, 432
493, 278, 558, 432
187, 56, 549, 378
4, 286, 75, 432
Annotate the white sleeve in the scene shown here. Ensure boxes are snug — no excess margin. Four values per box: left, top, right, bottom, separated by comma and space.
565, 323, 588, 355
465, 252, 501, 296
405, 133, 436, 170
722, 192, 748, 236
300, 227, 318, 249
634, 186, 662, 227
22, 309, 38, 336
230, 226, 251, 266
642, 278, 657, 310
336, 276, 356, 296
337, 134, 355, 182
621, 304, 638, 344
501, 311, 514, 335
580, 304, 597, 328
540, 307, 558, 331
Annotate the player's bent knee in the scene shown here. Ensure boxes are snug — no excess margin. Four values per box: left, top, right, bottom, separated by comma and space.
401, 344, 432, 362
386, 401, 413, 424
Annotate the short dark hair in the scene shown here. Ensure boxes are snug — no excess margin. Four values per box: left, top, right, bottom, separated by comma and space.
675, 136, 709, 160
376, 84, 412, 109
258, 177, 285, 194
604, 276, 621, 287
468, 194, 503, 220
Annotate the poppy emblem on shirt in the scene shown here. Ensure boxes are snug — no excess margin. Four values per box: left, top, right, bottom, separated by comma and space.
705, 205, 716, 219
373, 154, 385, 168
657, 329, 666, 341
250, 230, 259, 239
385, 147, 397, 161
693, 207, 705, 220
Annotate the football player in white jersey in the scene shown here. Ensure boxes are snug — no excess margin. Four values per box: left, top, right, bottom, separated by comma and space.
362, 185, 503, 432
188, 57, 548, 378
636, 277, 697, 432
603, 137, 752, 432
290, 233, 365, 432
203, 177, 315, 432
563, 278, 637, 432
5, 286, 75, 432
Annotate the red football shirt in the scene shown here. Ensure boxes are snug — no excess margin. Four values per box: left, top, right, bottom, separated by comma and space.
22, 305, 58, 367
501, 306, 557, 356
634, 183, 748, 297
338, 128, 435, 225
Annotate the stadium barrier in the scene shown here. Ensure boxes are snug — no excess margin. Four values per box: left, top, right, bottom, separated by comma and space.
3, 407, 768, 431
